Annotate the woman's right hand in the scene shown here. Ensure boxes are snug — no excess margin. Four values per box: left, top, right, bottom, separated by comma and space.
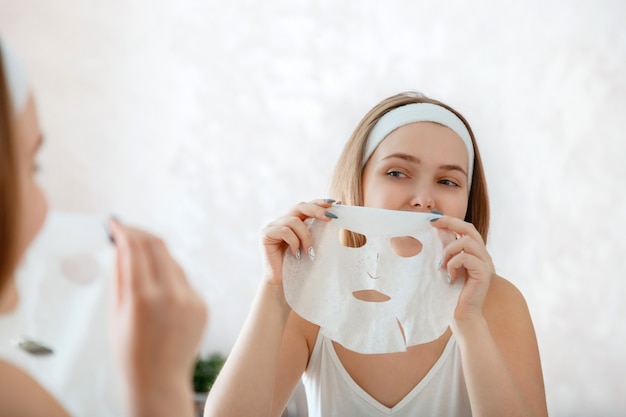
205, 201, 336, 417
260, 199, 337, 285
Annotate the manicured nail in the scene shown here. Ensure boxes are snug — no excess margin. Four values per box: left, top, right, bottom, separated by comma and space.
323, 198, 336, 203
325, 211, 338, 219
295, 249, 301, 260
308, 246, 315, 261
13, 337, 54, 356
105, 217, 116, 245
429, 217, 439, 222
335, 201, 342, 205
437, 259, 442, 269
430, 210, 443, 215
447, 273, 451, 284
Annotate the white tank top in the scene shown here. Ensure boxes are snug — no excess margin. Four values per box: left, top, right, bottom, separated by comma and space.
302, 332, 472, 416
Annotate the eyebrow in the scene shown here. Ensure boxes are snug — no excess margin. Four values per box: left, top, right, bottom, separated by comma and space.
382, 153, 468, 177
382, 153, 420, 163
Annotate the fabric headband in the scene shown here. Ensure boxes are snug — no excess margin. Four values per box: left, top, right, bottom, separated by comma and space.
363, 103, 475, 188
0, 38, 30, 114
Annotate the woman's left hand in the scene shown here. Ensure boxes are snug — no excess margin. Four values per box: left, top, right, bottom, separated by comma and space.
108, 219, 207, 416
430, 216, 495, 322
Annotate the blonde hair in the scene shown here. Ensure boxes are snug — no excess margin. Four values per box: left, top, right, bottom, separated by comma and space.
0, 48, 21, 291
329, 91, 490, 242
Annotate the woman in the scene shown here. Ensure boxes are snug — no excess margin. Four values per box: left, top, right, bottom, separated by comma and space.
0, 39, 207, 416
205, 92, 548, 416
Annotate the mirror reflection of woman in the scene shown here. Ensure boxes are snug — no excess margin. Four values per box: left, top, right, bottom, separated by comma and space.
205, 92, 549, 417
0, 39, 207, 417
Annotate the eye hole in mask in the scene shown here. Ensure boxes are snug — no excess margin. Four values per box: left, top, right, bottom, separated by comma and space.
390, 236, 423, 257
338, 228, 367, 248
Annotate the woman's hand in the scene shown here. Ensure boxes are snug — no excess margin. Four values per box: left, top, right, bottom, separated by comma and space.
261, 199, 337, 285
430, 216, 495, 322
108, 219, 207, 417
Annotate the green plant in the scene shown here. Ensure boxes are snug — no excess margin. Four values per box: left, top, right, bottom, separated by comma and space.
193, 352, 226, 393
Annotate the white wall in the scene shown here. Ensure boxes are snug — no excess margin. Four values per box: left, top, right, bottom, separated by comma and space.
1, 0, 625, 415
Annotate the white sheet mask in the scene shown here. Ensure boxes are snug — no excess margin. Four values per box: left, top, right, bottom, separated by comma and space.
283, 205, 464, 354
0, 212, 124, 416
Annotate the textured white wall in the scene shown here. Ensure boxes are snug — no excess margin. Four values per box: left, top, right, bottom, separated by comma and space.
1, 0, 625, 415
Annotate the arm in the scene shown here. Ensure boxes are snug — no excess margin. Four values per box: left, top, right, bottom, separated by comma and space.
204, 200, 335, 417
431, 217, 548, 417
204, 282, 293, 416
453, 276, 548, 417
109, 220, 208, 417
204, 284, 311, 417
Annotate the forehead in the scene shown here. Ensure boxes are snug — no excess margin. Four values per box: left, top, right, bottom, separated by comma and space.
371, 121, 469, 167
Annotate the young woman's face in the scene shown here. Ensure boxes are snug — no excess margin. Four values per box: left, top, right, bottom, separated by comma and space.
15, 94, 47, 258
362, 121, 469, 220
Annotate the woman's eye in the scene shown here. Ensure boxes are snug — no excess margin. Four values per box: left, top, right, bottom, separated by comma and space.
439, 179, 459, 187
387, 170, 406, 178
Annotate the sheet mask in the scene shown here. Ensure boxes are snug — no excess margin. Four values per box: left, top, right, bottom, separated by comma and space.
0, 212, 125, 416
283, 205, 464, 354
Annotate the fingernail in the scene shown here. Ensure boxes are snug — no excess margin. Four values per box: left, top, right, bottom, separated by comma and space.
447, 273, 451, 284
325, 211, 338, 219
429, 217, 439, 222
323, 198, 336, 203
437, 259, 442, 269
296, 249, 301, 260
13, 337, 54, 356
105, 217, 116, 245
308, 246, 315, 261
335, 201, 342, 205
430, 210, 443, 215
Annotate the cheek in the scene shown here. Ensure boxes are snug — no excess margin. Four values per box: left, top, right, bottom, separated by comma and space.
438, 193, 469, 220
363, 178, 399, 209
456, 197, 469, 219
364, 189, 395, 209
361, 169, 385, 207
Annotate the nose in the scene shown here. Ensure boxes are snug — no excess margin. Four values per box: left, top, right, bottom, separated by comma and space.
409, 186, 435, 211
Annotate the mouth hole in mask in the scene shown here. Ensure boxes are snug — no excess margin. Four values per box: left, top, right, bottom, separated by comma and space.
352, 289, 391, 302
390, 236, 423, 257
339, 228, 367, 248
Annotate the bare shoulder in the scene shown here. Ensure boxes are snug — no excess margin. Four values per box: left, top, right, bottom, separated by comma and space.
0, 359, 69, 417
484, 275, 533, 327
482, 276, 549, 415
482, 274, 542, 360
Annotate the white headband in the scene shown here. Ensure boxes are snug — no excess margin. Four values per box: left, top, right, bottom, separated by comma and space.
0, 38, 30, 113
363, 103, 474, 188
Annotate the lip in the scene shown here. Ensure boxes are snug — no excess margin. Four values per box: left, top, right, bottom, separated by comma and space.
352, 289, 391, 303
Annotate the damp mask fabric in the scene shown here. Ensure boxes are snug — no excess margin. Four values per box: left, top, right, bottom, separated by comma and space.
283, 205, 464, 354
